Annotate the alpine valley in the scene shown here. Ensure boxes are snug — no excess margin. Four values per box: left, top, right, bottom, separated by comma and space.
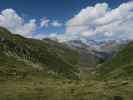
0, 27, 133, 100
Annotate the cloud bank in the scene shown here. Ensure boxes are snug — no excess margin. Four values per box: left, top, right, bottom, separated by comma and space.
63, 1, 133, 41
0, 1, 132, 41
0, 9, 62, 38
0, 9, 37, 37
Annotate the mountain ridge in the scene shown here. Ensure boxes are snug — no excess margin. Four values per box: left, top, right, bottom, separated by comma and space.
0, 27, 80, 79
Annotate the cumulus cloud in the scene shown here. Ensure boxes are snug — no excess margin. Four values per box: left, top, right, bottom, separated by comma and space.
1, 1, 133, 41
51, 20, 62, 27
40, 17, 50, 28
0, 8, 37, 37
64, 1, 133, 40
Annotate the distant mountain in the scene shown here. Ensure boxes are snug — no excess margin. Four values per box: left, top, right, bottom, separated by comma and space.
65, 40, 101, 67
0, 27, 80, 80
64, 39, 129, 63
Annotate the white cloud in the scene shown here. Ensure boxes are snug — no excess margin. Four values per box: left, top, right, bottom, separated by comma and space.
40, 18, 62, 28
0, 8, 37, 37
1, 1, 133, 41
64, 1, 133, 41
40, 17, 50, 28
51, 20, 62, 27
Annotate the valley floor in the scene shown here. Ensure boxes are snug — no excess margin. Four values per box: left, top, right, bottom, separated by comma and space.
0, 79, 133, 100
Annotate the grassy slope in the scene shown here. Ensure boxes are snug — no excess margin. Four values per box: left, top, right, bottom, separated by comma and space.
0, 79, 133, 100
2, 50, 132, 100
0, 27, 133, 100
97, 42, 133, 80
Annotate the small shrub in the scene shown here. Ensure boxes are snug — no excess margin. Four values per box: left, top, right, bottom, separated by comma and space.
113, 96, 123, 100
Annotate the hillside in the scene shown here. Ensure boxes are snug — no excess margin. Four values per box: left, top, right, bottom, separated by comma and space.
0, 27, 80, 79
1, 27, 133, 100
97, 41, 133, 80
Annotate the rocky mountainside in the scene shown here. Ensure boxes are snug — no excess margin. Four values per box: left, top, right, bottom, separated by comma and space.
65, 39, 129, 60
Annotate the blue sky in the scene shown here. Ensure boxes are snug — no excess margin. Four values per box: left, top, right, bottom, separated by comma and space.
0, 0, 132, 41
0, 0, 130, 23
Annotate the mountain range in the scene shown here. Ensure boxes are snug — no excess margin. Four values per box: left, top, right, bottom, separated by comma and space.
0, 27, 133, 100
